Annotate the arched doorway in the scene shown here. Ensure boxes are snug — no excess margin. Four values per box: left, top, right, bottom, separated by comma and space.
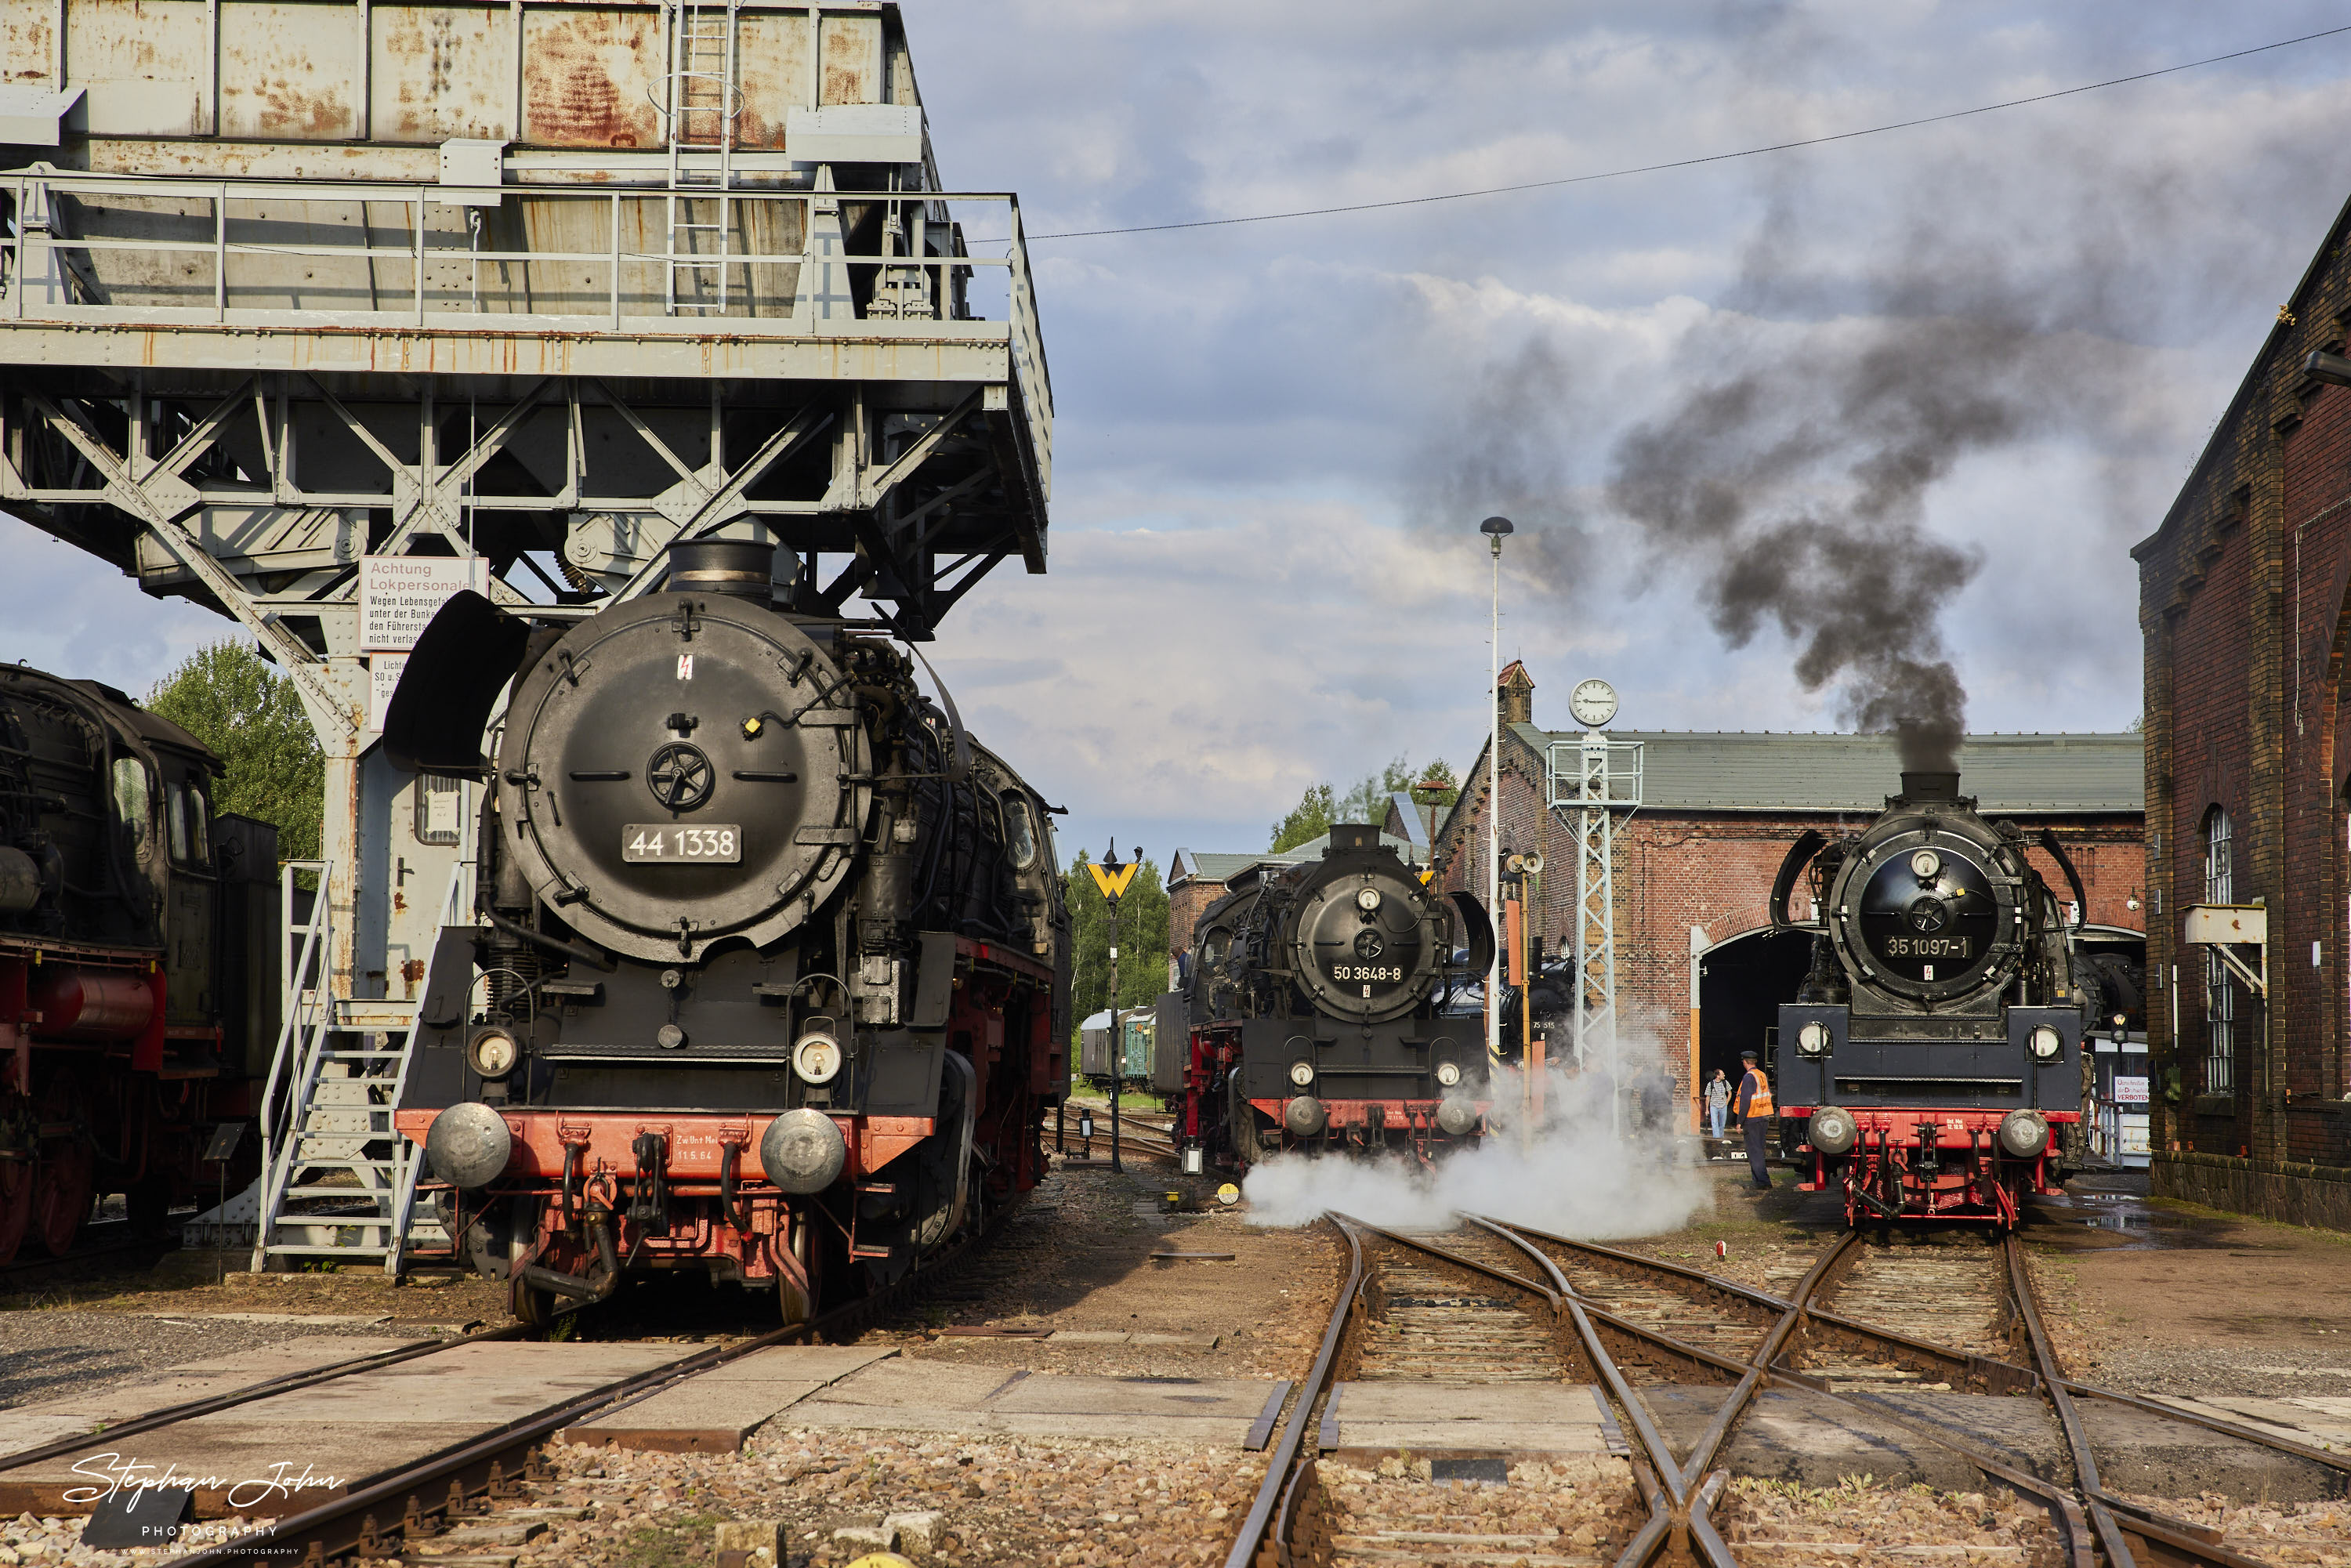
1695, 922, 1820, 1106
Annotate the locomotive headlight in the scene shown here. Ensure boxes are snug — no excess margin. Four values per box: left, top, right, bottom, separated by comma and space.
1910, 849, 1942, 879
1434, 1060, 1462, 1088
1288, 1059, 1316, 1088
2029, 1025, 2063, 1062
1356, 886, 1382, 912
1796, 1022, 1831, 1058
465, 1027, 520, 1080
793, 1029, 845, 1085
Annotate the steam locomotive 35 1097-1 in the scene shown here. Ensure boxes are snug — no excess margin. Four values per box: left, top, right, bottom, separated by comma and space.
1770, 769, 2087, 1228
384, 539, 1070, 1325
1168, 826, 1495, 1170
0, 664, 280, 1262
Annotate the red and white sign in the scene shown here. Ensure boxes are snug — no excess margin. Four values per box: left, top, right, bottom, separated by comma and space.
2111, 1075, 2150, 1104
359, 556, 490, 652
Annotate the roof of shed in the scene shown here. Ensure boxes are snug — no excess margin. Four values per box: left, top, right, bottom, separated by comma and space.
1511, 726, 2142, 814
1170, 827, 1423, 887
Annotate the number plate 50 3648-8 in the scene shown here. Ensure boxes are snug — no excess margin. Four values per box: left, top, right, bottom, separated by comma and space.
622, 825, 741, 863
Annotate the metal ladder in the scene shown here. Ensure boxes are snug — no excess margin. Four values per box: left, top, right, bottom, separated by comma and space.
246, 861, 455, 1276
661, 0, 741, 312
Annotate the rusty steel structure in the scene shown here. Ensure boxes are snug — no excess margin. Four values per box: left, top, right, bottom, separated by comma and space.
0, 0, 1052, 1009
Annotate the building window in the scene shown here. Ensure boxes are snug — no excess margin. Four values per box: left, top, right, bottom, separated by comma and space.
2205, 806, 2233, 1094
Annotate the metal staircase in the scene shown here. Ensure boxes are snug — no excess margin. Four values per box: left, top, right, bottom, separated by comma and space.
661, 0, 741, 313
245, 861, 457, 1276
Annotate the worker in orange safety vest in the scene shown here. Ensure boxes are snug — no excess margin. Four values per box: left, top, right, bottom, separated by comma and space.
1737, 1048, 1774, 1192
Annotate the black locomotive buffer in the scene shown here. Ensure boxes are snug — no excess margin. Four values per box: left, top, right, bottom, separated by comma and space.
1169, 825, 1497, 1170
1769, 769, 2088, 1229
382, 538, 1072, 1327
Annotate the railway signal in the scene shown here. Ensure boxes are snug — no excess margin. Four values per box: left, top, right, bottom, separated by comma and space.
1096, 840, 1140, 1174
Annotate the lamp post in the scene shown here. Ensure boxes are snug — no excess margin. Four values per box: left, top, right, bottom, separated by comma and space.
1480, 516, 1513, 1074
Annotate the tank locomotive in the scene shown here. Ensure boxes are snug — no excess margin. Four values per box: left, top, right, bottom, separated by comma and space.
386, 539, 1070, 1324
1172, 826, 1495, 1169
1770, 770, 2085, 1227
0, 664, 278, 1262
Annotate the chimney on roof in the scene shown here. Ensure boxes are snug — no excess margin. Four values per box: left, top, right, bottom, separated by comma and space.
1498, 661, 1534, 728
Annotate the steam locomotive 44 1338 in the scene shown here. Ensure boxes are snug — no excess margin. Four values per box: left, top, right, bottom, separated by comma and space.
385, 540, 1070, 1325
1770, 769, 2086, 1227
1172, 826, 1495, 1169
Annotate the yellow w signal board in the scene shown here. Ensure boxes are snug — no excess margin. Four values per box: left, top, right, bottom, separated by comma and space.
1089, 860, 1139, 900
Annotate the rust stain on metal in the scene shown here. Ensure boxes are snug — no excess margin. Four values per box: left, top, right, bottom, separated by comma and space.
522, 9, 657, 148
377, 2, 507, 141
1, 8, 54, 83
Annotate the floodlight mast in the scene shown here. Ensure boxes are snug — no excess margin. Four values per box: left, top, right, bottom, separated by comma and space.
1480, 516, 1513, 1072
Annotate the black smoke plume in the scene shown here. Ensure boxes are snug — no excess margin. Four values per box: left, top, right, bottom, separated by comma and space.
1605, 314, 2041, 772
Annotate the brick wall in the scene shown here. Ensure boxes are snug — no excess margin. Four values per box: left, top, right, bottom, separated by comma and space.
1429, 728, 2143, 1110
2137, 188, 2351, 1204
1168, 878, 1225, 970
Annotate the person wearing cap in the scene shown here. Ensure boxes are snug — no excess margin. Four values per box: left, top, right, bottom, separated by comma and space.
1737, 1048, 1774, 1191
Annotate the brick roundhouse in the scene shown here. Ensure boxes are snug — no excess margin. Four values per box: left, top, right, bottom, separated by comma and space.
1426, 669, 2143, 1126
2135, 190, 2351, 1227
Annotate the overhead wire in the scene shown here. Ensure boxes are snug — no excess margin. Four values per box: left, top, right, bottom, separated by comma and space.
1021, 23, 2351, 242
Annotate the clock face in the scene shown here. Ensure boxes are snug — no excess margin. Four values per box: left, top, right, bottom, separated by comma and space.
1570, 679, 1617, 729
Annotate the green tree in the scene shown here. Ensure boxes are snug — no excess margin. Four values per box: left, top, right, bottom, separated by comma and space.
147, 640, 324, 863
1270, 756, 1455, 851
1269, 783, 1337, 853
1065, 848, 1172, 1033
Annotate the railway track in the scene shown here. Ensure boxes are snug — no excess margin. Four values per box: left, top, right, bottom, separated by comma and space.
139, 1193, 1018, 1567
1231, 1217, 2348, 1568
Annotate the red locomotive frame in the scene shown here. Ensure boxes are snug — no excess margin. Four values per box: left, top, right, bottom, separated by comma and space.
394, 936, 1058, 1315
0, 936, 256, 1262
1180, 1019, 1491, 1168
1784, 1104, 2080, 1228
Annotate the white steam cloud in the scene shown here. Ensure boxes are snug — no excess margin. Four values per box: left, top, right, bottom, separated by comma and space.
1240, 1026, 1708, 1237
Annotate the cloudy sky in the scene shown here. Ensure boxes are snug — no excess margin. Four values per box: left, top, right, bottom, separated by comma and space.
9, 2, 2351, 869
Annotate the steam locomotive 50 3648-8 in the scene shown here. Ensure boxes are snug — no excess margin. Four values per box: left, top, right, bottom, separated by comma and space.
1169, 826, 1495, 1170
385, 539, 1070, 1325
1770, 769, 2088, 1228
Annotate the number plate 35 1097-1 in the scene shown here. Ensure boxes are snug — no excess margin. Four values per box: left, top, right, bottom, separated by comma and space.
622, 825, 741, 863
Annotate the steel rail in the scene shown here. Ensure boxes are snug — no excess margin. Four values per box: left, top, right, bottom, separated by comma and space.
1466, 1217, 1851, 1568
1505, 1219, 2351, 1472
162, 1197, 1018, 1568
2005, 1234, 2137, 1568
1366, 1219, 1696, 1567
0, 1323, 528, 1476
1674, 1231, 1860, 1565
1501, 1222, 2036, 1393
1498, 1221, 2273, 1568
1221, 1214, 1362, 1568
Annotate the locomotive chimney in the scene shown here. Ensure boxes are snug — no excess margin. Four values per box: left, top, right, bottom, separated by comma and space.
1898, 770, 1962, 802
667, 538, 784, 601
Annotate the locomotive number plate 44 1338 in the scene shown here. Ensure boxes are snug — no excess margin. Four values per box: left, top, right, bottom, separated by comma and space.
622, 824, 741, 862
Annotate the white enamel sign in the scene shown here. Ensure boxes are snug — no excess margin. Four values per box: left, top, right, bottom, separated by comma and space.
360, 556, 491, 652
